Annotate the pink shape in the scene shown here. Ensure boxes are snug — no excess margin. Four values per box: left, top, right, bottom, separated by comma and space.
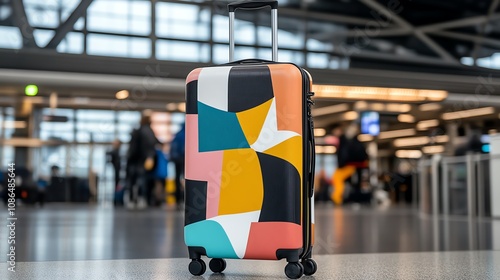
186, 68, 202, 84
185, 114, 223, 219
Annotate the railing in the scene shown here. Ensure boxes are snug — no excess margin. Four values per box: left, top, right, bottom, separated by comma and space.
418, 153, 500, 218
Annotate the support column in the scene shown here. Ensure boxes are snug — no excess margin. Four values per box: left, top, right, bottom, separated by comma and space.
13, 97, 34, 169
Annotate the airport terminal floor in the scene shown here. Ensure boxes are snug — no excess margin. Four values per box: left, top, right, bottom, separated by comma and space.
1, 203, 500, 279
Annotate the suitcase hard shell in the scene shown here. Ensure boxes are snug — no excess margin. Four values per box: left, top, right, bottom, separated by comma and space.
184, 1, 316, 278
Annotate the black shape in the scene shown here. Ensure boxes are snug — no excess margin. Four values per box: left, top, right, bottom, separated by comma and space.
188, 246, 207, 259
184, 179, 207, 226
284, 262, 304, 279
276, 248, 302, 262
209, 258, 227, 273
301, 258, 317, 276
188, 258, 206, 276
256, 152, 301, 225
227, 66, 274, 112
186, 80, 198, 114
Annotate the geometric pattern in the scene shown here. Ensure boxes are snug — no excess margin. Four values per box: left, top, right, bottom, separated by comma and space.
184, 64, 305, 260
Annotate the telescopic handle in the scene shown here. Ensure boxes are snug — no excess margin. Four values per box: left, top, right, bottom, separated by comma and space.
228, 1, 278, 62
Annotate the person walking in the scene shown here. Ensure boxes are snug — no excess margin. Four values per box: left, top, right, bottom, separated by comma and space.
170, 123, 185, 210
331, 123, 368, 205
126, 112, 160, 209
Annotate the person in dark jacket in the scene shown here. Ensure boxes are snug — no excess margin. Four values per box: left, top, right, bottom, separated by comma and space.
170, 123, 185, 210
330, 123, 368, 205
107, 139, 122, 189
126, 113, 161, 208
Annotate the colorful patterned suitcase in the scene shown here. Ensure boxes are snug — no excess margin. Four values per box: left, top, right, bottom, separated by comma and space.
184, 1, 316, 278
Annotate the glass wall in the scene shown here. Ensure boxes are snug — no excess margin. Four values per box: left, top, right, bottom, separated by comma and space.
0, 106, 185, 201
0, 0, 349, 69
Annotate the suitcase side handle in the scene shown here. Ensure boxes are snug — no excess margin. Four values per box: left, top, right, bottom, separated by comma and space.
228, 0, 278, 62
228, 0, 278, 12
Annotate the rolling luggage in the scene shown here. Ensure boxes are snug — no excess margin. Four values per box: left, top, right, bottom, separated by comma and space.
184, 1, 316, 278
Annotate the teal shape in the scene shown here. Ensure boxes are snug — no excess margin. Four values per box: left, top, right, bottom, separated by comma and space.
184, 220, 239, 259
198, 102, 250, 152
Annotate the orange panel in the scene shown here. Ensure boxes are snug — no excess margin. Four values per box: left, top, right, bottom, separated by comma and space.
243, 222, 302, 260
268, 64, 303, 135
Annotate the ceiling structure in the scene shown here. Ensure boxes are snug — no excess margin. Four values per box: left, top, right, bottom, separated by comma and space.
0, 0, 500, 154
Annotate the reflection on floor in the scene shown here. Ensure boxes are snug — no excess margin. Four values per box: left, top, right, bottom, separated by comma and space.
0, 203, 499, 262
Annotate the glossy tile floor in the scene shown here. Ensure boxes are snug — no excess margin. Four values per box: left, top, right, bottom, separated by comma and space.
3, 251, 500, 280
1, 203, 499, 262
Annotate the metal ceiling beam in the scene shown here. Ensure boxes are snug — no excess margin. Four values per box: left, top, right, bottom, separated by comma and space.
359, 0, 459, 65
279, 7, 386, 27
430, 30, 500, 50
45, 0, 93, 49
10, 0, 38, 48
418, 14, 500, 32
472, 0, 500, 64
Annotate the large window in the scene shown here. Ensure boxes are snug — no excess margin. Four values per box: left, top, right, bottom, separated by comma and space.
156, 2, 210, 40
87, 0, 151, 36
0, 0, 349, 69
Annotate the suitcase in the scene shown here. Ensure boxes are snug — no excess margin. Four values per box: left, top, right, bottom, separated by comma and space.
184, 1, 316, 278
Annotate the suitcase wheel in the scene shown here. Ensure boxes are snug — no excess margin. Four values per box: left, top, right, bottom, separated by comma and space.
188, 259, 206, 276
209, 258, 227, 273
284, 262, 304, 279
301, 258, 317, 276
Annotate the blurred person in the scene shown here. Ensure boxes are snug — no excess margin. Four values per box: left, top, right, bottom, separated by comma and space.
314, 169, 331, 202
107, 139, 122, 189
50, 165, 60, 177
454, 128, 483, 156
152, 145, 168, 206
170, 123, 185, 210
126, 112, 161, 209
330, 123, 368, 205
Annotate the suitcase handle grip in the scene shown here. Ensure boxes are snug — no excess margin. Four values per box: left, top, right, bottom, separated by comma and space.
228, 1, 278, 62
228, 0, 278, 12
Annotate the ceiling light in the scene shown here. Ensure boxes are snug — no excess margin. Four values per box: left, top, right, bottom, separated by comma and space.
312, 104, 349, 117
49, 92, 58, 109
177, 103, 186, 112
442, 107, 495, 120
370, 103, 385, 111
422, 145, 445, 154
343, 111, 359, 121
315, 146, 324, 154
312, 85, 448, 102
354, 101, 368, 110
394, 136, 430, 147
314, 128, 326, 137
419, 103, 442, 111
396, 150, 422, 159
394, 135, 449, 147
115, 90, 129, 100
358, 134, 374, 142
324, 146, 337, 154
387, 103, 412, 113
379, 128, 416, 140
417, 119, 439, 130
2, 121, 27, 129
398, 114, 415, 123
433, 135, 449, 143
166, 103, 177, 111
315, 145, 337, 154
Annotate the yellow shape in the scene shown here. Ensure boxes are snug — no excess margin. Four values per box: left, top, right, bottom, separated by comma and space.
263, 136, 303, 180
218, 149, 264, 215
236, 98, 273, 145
